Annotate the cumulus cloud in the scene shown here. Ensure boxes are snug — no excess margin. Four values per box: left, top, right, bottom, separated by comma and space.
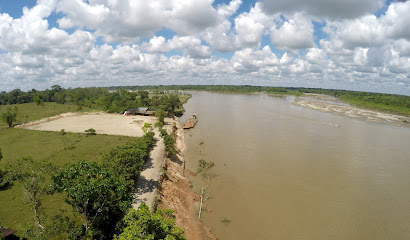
203, 3, 273, 52
217, 0, 242, 17
0, 0, 409, 95
261, 0, 384, 19
56, 0, 223, 43
270, 13, 315, 51
141, 36, 211, 59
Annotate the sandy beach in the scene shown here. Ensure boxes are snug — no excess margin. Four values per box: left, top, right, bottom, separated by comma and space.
294, 94, 410, 128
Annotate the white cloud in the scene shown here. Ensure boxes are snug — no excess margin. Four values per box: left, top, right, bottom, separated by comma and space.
56, 0, 223, 43
142, 36, 211, 59
217, 0, 242, 17
393, 39, 410, 57
0, 0, 409, 95
203, 2, 273, 52
270, 13, 315, 51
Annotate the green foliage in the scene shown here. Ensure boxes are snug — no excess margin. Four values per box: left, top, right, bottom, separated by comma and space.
52, 161, 132, 238
159, 129, 179, 157
142, 123, 153, 134
0, 128, 133, 233
85, 128, 96, 135
102, 134, 154, 191
155, 109, 166, 127
1, 106, 18, 127
0, 87, 190, 119
0, 148, 9, 194
7, 158, 56, 236
60, 129, 66, 135
114, 202, 186, 240
18, 214, 85, 240
33, 95, 44, 106
0, 102, 94, 127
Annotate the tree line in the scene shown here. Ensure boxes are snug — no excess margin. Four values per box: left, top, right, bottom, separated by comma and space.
0, 86, 184, 116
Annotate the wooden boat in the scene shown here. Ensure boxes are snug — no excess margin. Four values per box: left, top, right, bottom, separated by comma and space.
182, 114, 198, 129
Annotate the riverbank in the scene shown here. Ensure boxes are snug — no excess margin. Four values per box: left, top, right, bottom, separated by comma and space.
156, 120, 215, 240
294, 94, 410, 128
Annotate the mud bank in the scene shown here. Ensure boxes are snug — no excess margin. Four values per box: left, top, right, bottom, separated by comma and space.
157, 123, 215, 240
294, 94, 410, 128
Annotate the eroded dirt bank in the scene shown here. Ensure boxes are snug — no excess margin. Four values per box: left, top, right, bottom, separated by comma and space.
294, 94, 410, 128
157, 123, 215, 240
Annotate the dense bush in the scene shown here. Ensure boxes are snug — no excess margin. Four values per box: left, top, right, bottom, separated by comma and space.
114, 202, 185, 240
102, 133, 154, 190
52, 161, 131, 239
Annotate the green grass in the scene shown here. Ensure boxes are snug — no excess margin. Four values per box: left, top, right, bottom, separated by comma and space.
0, 102, 96, 127
0, 128, 134, 231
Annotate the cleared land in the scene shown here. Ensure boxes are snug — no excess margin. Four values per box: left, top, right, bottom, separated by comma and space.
23, 112, 158, 137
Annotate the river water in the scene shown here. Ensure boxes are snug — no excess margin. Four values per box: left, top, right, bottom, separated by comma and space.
180, 91, 410, 240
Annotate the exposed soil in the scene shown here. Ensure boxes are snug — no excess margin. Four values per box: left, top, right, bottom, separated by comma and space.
294, 94, 410, 128
158, 159, 204, 240
157, 123, 215, 240
21, 112, 163, 137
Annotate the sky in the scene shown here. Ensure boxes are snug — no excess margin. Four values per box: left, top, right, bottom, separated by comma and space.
0, 0, 409, 95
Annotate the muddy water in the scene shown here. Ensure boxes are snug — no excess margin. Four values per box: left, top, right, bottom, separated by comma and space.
180, 91, 410, 240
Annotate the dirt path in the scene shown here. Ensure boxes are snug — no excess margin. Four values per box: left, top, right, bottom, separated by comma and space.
294, 94, 410, 128
132, 128, 165, 210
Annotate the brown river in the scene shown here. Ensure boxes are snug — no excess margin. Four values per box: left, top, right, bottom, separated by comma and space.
180, 91, 410, 240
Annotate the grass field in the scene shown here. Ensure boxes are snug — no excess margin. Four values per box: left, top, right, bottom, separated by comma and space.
0, 118, 134, 233
0, 102, 96, 127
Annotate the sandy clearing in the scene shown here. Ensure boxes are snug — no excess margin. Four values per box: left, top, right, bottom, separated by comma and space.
294, 94, 410, 128
21, 112, 179, 212
23, 112, 159, 137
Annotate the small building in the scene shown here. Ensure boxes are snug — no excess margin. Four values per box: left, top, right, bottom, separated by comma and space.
126, 107, 156, 116
145, 110, 155, 116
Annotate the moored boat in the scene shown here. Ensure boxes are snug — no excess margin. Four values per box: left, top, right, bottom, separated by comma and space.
182, 114, 198, 129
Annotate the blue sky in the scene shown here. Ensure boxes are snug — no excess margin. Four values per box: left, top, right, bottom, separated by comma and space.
0, 0, 409, 95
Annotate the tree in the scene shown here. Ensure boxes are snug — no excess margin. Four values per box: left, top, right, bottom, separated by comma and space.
85, 128, 96, 135
52, 161, 131, 238
155, 109, 166, 127
159, 129, 179, 157
11, 158, 55, 235
1, 106, 18, 127
33, 95, 44, 105
141, 123, 153, 134
102, 139, 151, 190
114, 202, 185, 240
